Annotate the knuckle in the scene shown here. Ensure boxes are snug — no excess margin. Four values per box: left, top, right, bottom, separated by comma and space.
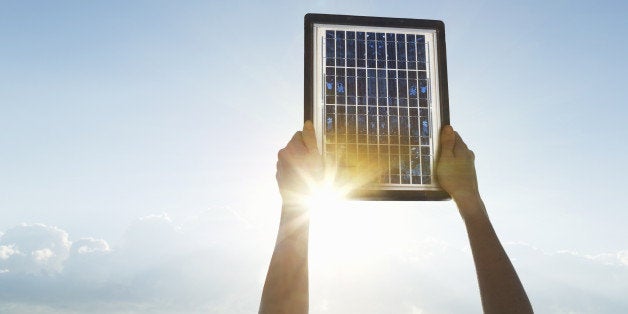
278, 148, 287, 159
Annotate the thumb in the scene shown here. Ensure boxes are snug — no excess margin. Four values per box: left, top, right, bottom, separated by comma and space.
302, 120, 319, 153
440, 125, 455, 158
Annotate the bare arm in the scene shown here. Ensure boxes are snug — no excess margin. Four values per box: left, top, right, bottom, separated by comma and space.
259, 121, 321, 314
259, 204, 309, 314
437, 125, 533, 314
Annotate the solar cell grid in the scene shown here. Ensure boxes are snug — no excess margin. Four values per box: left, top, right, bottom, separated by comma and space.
323, 28, 433, 186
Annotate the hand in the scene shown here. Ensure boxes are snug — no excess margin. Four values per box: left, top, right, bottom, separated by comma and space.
276, 121, 323, 206
437, 125, 481, 206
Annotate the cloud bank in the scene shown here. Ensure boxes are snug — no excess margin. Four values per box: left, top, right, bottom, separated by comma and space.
0, 209, 264, 314
0, 211, 627, 313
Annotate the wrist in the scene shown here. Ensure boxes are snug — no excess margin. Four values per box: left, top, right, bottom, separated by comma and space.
276, 218, 309, 247
451, 189, 481, 206
281, 203, 308, 221
277, 204, 309, 241
454, 192, 488, 223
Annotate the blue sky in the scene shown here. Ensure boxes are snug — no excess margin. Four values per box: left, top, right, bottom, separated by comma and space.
1, 0, 627, 313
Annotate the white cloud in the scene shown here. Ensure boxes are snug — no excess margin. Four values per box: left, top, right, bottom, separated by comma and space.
500, 243, 628, 313
0, 210, 262, 313
309, 239, 628, 314
71, 238, 110, 255
552, 248, 628, 267
0, 244, 16, 260
616, 250, 628, 266
0, 223, 70, 275
31, 248, 53, 262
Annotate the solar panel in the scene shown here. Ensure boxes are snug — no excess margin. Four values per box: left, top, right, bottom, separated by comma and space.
305, 14, 450, 201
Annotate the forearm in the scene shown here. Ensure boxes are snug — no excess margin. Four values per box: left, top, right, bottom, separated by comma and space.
259, 205, 310, 314
458, 197, 533, 314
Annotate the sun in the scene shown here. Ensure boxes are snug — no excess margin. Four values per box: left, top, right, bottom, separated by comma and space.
305, 186, 403, 266
302, 181, 346, 211
294, 160, 412, 271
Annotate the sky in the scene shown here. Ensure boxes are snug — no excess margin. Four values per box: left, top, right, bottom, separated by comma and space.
0, 0, 627, 313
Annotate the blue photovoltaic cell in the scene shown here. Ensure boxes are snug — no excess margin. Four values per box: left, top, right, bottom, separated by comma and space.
323, 28, 432, 185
